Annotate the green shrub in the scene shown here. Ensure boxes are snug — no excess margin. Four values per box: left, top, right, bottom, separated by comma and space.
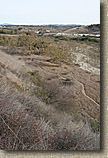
71, 37, 100, 43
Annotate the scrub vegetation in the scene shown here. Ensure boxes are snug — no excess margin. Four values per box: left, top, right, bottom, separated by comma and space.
0, 24, 100, 150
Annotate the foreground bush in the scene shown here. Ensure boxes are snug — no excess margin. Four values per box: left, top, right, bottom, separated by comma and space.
0, 80, 100, 150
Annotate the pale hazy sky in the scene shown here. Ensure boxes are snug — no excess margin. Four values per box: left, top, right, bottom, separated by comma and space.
0, 0, 100, 25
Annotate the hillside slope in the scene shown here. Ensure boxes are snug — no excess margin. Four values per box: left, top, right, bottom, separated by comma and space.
64, 24, 100, 34
0, 45, 100, 150
0, 50, 100, 121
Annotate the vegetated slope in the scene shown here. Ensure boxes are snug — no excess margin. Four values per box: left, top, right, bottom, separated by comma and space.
0, 48, 100, 150
16, 53, 100, 121
0, 50, 100, 120
0, 78, 100, 150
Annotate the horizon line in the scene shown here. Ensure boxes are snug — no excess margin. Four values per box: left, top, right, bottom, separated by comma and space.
0, 22, 100, 26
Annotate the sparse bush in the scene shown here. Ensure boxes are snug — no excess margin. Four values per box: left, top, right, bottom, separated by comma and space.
0, 29, 18, 35
44, 44, 70, 64
0, 34, 49, 55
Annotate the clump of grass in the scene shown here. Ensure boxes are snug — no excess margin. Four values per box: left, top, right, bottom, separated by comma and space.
27, 70, 47, 101
89, 118, 100, 133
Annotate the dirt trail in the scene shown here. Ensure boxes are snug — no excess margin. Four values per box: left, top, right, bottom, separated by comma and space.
78, 81, 99, 107
64, 26, 85, 33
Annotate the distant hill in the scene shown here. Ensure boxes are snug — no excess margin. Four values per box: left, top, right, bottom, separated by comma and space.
0, 23, 13, 26
64, 24, 100, 34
